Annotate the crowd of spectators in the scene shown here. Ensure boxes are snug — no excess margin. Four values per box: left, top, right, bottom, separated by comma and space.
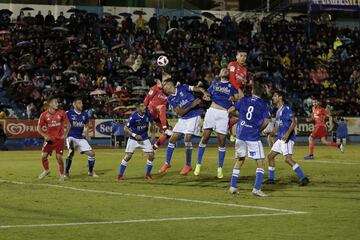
0, 8, 359, 120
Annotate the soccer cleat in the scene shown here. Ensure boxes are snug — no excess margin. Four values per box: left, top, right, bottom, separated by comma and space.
194, 164, 201, 176
304, 154, 314, 160
59, 175, 65, 182
145, 175, 153, 181
117, 175, 124, 181
180, 165, 192, 175
339, 143, 344, 153
299, 177, 310, 186
159, 163, 171, 173
252, 188, 267, 197
217, 167, 224, 179
264, 179, 275, 184
38, 170, 50, 180
64, 173, 70, 178
229, 187, 239, 194
88, 171, 99, 177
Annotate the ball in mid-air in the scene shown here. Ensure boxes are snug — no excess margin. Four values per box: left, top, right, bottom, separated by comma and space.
157, 55, 169, 67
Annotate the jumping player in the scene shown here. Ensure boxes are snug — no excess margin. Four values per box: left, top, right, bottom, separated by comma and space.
304, 98, 344, 160
37, 96, 70, 181
65, 97, 97, 178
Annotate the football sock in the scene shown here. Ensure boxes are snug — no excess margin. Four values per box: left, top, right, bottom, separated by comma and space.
326, 142, 338, 147
146, 160, 153, 176
292, 163, 305, 180
230, 168, 240, 188
42, 159, 49, 171
65, 158, 72, 173
165, 143, 175, 165
185, 142, 192, 167
268, 166, 275, 180
58, 161, 64, 175
254, 168, 264, 190
196, 143, 206, 165
156, 134, 168, 147
218, 147, 226, 168
118, 159, 127, 176
88, 156, 95, 173
309, 142, 315, 155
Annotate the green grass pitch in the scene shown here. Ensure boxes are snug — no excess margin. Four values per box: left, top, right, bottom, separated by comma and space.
0, 144, 359, 240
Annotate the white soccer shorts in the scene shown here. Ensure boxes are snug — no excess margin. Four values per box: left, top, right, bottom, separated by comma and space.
271, 139, 295, 156
173, 115, 201, 136
235, 139, 265, 160
203, 107, 229, 135
125, 138, 153, 153
66, 136, 92, 153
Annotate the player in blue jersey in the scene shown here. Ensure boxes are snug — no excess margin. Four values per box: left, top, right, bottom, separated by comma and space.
65, 97, 97, 177
228, 81, 270, 197
117, 103, 155, 181
194, 68, 239, 178
159, 78, 210, 175
265, 91, 309, 186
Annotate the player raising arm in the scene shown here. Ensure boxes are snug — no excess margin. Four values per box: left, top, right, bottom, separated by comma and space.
159, 78, 210, 175
37, 95, 70, 181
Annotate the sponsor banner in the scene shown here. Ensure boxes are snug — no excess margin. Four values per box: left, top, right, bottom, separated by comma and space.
94, 119, 125, 138
312, 0, 360, 6
4, 119, 41, 139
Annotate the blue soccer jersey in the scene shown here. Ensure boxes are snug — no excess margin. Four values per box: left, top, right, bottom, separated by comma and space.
235, 96, 270, 141
126, 110, 153, 140
275, 104, 296, 141
167, 84, 202, 119
67, 109, 89, 139
208, 80, 238, 109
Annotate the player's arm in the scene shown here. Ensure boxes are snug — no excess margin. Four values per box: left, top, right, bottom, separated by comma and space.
62, 113, 71, 139
83, 124, 91, 141
143, 88, 155, 106
260, 118, 270, 132
175, 98, 202, 117
37, 115, 51, 141
282, 117, 296, 142
124, 125, 143, 141
191, 86, 210, 101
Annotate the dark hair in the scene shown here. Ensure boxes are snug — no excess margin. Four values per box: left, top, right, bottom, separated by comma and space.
73, 96, 83, 102
274, 90, 287, 102
46, 95, 58, 102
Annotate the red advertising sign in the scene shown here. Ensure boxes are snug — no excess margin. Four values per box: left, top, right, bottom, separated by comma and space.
4, 119, 41, 139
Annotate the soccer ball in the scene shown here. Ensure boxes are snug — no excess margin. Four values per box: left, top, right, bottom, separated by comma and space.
157, 55, 169, 67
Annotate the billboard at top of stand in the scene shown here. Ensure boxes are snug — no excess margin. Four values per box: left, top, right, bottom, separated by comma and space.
311, 0, 360, 5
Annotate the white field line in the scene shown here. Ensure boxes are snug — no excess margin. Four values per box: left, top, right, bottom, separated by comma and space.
300, 160, 360, 165
0, 212, 303, 229
0, 179, 306, 214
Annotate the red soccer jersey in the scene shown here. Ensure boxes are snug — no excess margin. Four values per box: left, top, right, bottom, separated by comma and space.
227, 61, 248, 90
312, 107, 328, 126
144, 84, 167, 108
38, 110, 68, 140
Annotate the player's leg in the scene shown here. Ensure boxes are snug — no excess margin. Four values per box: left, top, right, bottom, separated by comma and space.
264, 150, 279, 184
145, 151, 155, 180
117, 138, 137, 180
320, 137, 344, 153
216, 133, 226, 179
53, 140, 65, 180
249, 141, 267, 197
194, 129, 212, 176
65, 137, 75, 177
282, 140, 309, 186
84, 150, 97, 177
229, 139, 246, 194
304, 135, 315, 159
38, 151, 51, 179
159, 132, 181, 173
180, 133, 193, 175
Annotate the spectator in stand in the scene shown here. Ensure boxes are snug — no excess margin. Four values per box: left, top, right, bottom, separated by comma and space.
44, 10, 55, 26
35, 11, 44, 26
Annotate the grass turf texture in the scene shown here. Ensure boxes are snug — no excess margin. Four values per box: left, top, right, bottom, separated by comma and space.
0, 145, 359, 240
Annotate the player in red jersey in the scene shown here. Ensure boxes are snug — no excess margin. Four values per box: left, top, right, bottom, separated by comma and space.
304, 98, 344, 160
144, 74, 171, 150
37, 96, 70, 180
227, 49, 248, 139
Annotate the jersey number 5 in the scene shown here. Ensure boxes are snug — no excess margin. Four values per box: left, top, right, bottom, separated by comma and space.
246, 106, 254, 120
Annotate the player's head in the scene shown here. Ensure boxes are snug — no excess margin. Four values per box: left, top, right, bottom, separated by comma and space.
251, 81, 263, 97
272, 90, 286, 105
47, 95, 59, 111
236, 49, 247, 65
162, 79, 176, 95
219, 68, 229, 81
137, 103, 147, 115
312, 98, 320, 107
162, 71, 172, 83
72, 97, 83, 112
154, 78, 163, 89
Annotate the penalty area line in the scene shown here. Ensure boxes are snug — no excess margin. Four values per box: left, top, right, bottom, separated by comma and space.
0, 212, 305, 229
0, 179, 307, 215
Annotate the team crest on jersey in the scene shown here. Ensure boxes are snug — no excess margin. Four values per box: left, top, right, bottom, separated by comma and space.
72, 116, 76, 120
229, 66, 235, 72
180, 92, 184, 97
57, 115, 61, 119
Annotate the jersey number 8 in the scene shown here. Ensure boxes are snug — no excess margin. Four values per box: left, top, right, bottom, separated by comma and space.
246, 106, 254, 120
